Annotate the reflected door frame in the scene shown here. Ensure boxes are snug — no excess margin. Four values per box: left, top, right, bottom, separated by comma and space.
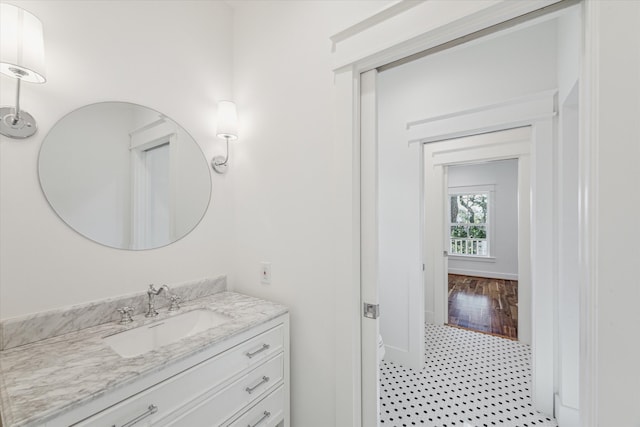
130, 124, 178, 249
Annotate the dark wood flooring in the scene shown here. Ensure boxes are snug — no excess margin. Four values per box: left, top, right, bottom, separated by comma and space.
447, 274, 518, 339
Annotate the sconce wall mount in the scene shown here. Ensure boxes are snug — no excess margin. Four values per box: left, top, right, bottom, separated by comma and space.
212, 100, 238, 174
0, 3, 47, 139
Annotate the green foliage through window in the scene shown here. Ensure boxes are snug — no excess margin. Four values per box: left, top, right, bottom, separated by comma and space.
449, 192, 489, 256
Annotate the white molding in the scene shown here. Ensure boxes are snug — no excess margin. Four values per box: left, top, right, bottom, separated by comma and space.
333, 67, 362, 427
578, 1, 598, 425
448, 255, 496, 263
407, 90, 557, 144
332, 1, 564, 73
330, 1, 423, 51
555, 393, 580, 427
424, 310, 434, 324
381, 344, 416, 368
448, 268, 517, 281
359, 69, 379, 427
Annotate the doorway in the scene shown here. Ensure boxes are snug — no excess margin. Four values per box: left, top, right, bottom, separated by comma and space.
422, 127, 532, 346
445, 159, 520, 340
331, 1, 585, 425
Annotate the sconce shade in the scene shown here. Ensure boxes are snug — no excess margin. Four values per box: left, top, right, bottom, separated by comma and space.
0, 3, 46, 83
216, 100, 238, 140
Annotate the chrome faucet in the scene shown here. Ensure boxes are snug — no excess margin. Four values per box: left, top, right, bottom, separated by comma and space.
146, 284, 169, 317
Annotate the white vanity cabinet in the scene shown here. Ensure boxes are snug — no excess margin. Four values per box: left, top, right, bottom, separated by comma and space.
49, 314, 289, 427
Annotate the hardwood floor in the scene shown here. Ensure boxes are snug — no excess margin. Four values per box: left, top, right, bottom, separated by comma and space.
447, 274, 518, 339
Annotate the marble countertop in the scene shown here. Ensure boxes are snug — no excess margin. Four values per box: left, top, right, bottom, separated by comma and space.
0, 291, 288, 427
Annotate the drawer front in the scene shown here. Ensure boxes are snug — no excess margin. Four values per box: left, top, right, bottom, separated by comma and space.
226, 385, 284, 427
162, 353, 284, 426
75, 325, 284, 427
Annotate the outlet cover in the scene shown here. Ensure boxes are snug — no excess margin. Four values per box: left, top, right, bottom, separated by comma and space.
261, 262, 271, 284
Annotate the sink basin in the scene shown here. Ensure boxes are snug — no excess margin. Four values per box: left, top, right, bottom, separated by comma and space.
103, 309, 232, 358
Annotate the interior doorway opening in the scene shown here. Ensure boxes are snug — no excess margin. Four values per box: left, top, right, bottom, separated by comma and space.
347, 1, 584, 425
445, 158, 520, 340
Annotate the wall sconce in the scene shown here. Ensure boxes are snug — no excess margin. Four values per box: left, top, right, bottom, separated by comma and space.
0, 3, 46, 139
212, 100, 238, 174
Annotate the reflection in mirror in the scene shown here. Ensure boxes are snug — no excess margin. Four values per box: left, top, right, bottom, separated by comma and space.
38, 102, 211, 250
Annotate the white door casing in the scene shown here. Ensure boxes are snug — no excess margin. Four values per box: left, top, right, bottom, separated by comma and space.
359, 69, 380, 427
412, 91, 555, 414
423, 127, 531, 343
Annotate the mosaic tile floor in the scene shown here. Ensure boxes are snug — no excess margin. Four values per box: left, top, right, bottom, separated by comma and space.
379, 324, 558, 427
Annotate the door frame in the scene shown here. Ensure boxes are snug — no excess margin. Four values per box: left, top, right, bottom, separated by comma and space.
423, 127, 532, 349
330, 1, 597, 426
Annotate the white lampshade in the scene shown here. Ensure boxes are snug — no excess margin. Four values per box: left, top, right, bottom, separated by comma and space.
0, 3, 46, 83
216, 100, 238, 140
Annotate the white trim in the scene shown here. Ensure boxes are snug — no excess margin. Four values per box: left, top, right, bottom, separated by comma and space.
407, 90, 557, 144
424, 310, 434, 324
448, 268, 517, 281
555, 393, 580, 427
330, 1, 423, 51
448, 184, 495, 194
578, 2, 598, 425
129, 121, 178, 250
331, 1, 564, 73
381, 344, 417, 368
448, 255, 496, 263
359, 69, 379, 427
333, 67, 362, 427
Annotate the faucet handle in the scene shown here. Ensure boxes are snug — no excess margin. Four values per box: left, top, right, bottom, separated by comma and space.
168, 295, 182, 312
116, 306, 134, 324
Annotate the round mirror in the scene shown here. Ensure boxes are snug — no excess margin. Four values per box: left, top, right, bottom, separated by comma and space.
38, 102, 211, 250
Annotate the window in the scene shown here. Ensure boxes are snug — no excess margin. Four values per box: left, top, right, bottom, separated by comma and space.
449, 187, 492, 257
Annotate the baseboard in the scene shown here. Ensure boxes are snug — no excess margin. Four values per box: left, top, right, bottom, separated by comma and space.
383, 344, 414, 368
448, 268, 518, 281
555, 393, 579, 427
425, 310, 435, 324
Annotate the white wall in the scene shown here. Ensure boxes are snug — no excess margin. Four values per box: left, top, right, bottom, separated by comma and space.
377, 20, 557, 353
0, 0, 234, 319
229, 2, 392, 426
593, 2, 640, 425
448, 159, 518, 280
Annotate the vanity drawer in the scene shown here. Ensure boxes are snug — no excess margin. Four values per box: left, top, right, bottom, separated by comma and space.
162, 353, 284, 426
75, 325, 283, 426
226, 385, 284, 427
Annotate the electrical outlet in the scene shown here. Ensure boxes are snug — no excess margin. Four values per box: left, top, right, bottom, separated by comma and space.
261, 262, 271, 284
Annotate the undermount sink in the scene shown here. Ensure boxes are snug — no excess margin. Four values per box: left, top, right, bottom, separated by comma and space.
103, 309, 232, 358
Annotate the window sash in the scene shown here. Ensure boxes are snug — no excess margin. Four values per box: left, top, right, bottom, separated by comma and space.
448, 190, 491, 257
